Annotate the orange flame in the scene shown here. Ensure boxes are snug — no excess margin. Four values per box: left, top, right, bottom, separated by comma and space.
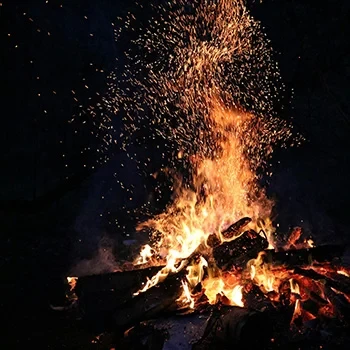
202, 275, 244, 307
129, 0, 294, 303
134, 102, 275, 296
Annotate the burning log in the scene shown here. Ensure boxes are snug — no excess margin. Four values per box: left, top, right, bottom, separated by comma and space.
73, 266, 163, 331
266, 244, 346, 267
221, 217, 252, 240
113, 272, 185, 330
206, 217, 252, 247
242, 282, 274, 312
323, 285, 350, 321
75, 266, 163, 296
213, 229, 269, 269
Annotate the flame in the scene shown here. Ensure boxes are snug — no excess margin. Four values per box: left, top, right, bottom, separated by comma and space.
291, 299, 302, 323
231, 285, 244, 307
66, 276, 78, 302
176, 280, 195, 309
289, 279, 302, 324
124, 0, 296, 304
289, 278, 300, 295
186, 256, 208, 287
247, 252, 279, 293
202, 272, 243, 307
337, 270, 350, 277
306, 239, 315, 248
134, 102, 274, 295
134, 244, 154, 265
67, 276, 78, 291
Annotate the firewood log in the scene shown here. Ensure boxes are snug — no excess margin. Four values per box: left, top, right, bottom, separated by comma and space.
266, 244, 346, 267
221, 217, 252, 240
113, 272, 185, 330
206, 217, 252, 247
73, 266, 164, 332
213, 229, 268, 270
192, 305, 272, 349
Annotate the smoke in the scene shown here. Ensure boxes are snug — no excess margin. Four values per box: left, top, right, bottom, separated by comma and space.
69, 236, 121, 277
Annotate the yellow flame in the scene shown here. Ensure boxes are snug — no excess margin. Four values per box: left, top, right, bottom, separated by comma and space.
130, 0, 294, 300
134, 102, 274, 295
202, 273, 243, 307
289, 278, 300, 294
67, 277, 78, 291
337, 270, 350, 277
248, 253, 276, 293
176, 280, 195, 309
231, 285, 244, 307
186, 256, 208, 287
134, 244, 154, 265
307, 239, 315, 248
247, 252, 291, 294
292, 299, 302, 322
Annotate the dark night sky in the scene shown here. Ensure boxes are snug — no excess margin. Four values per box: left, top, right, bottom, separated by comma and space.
1, 0, 350, 346
2, 0, 350, 235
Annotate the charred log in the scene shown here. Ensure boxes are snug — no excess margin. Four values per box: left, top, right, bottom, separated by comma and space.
266, 244, 346, 267
213, 229, 269, 270
221, 217, 252, 240
75, 266, 163, 296
294, 267, 350, 295
73, 266, 163, 332
323, 285, 350, 321
120, 312, 210, 350
242, 282, 274, 311
113, 272, 185, 330
192, 305, 272, 350
206, 217, 252, 247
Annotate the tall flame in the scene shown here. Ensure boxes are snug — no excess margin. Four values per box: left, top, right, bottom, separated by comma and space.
135, 102, 275, 295
114, 0, 298, 301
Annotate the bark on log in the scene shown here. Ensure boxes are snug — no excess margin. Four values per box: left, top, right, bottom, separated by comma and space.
192, 305, 272, 350
266, 244, 346, 267
73, 266, 164, 332
206, 217, 252, 247
323, 285, 350, 321
221, 217, 252, 240
213, 229, 269, 270
75, 266, 163, 296
113, 272, 185, 330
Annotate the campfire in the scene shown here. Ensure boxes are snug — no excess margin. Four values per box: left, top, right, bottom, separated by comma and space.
67, 223, 350, 349
61, 1, 350, 348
